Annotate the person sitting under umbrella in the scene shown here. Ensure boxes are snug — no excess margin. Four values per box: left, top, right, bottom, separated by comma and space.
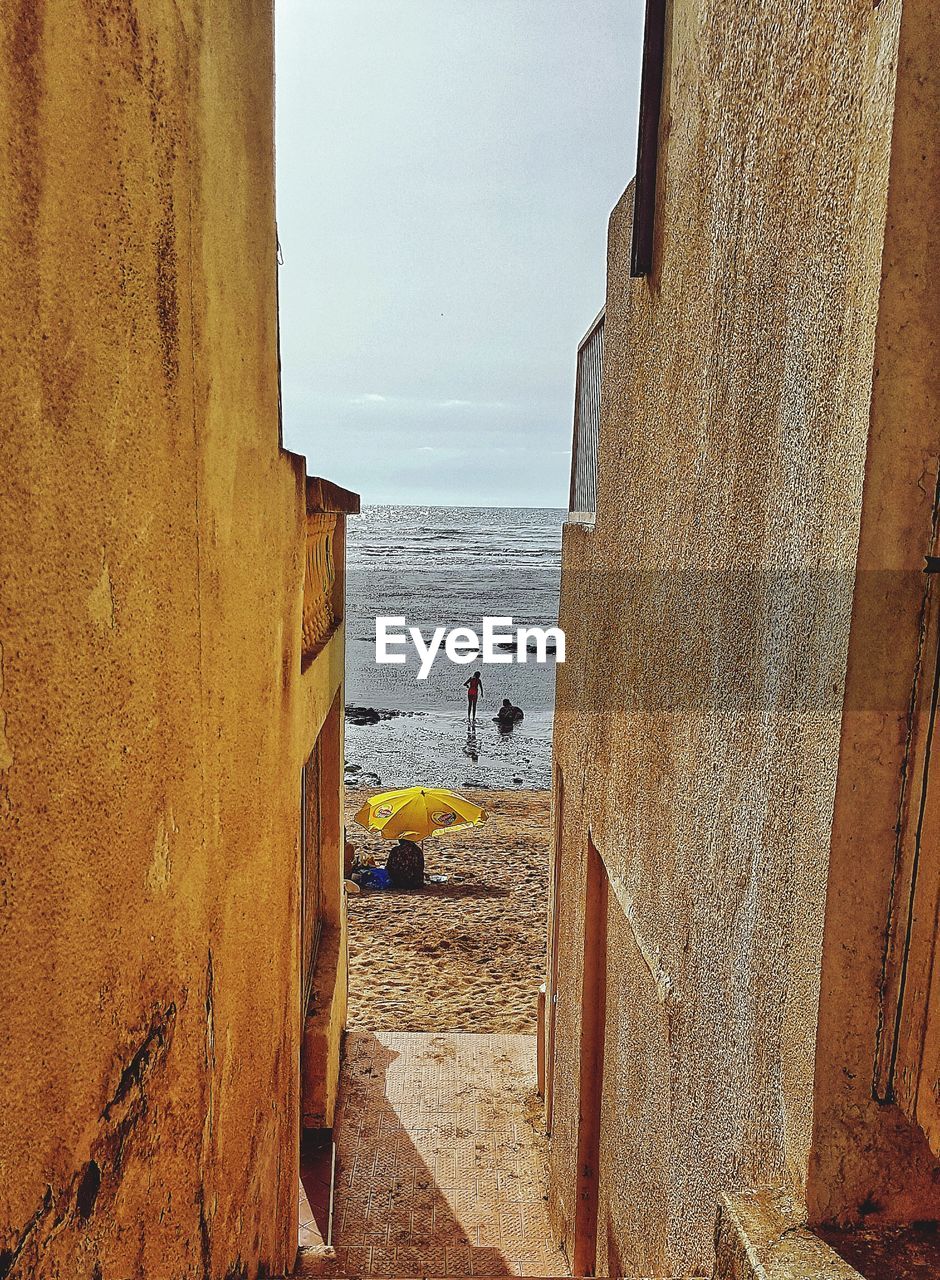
385, 837, 424, 889
354, 787, 487, 891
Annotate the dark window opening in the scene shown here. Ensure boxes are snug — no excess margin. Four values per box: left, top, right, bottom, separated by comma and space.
568, 309, 605, 523
631, 0, 667, 278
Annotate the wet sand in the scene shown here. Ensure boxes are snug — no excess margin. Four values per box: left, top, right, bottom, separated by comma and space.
344, 708, 554, 792
344, 788, 551, 1034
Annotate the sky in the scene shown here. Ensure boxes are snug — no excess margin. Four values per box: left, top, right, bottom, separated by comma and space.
274, 0, 643, 508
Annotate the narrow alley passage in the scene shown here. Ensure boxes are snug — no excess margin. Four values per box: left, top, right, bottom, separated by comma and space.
303, 1031, 569, 1278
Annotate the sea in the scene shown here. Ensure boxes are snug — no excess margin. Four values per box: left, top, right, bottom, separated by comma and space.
344, 505, 565, 791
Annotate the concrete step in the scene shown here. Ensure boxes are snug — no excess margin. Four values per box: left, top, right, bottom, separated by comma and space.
716, 1193, 866, 1279
292, 1259, 705, 1279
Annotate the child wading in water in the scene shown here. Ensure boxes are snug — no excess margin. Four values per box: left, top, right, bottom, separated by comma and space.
464, 670, 484, 723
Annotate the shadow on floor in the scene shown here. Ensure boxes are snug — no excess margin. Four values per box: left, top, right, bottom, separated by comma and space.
307, 1030, 567, 1278
817, 1223, 940, 1280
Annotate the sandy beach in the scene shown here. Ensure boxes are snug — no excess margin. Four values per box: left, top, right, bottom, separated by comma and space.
344, 787, 551, 1034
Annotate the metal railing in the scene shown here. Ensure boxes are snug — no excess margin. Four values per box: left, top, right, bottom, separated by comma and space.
568, 308, 605, 523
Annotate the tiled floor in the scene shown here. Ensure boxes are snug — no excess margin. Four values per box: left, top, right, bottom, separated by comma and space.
323, 1030, 569, 1277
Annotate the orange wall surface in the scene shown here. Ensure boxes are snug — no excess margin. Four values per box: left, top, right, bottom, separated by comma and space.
0, 4, 345, 1277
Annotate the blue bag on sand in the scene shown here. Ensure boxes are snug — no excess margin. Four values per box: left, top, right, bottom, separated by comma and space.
368, 867, 391, 890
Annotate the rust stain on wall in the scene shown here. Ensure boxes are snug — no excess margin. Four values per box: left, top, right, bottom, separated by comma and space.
154, 202, 180, 389
0, 643, 13, 771
7, 0, 45, 234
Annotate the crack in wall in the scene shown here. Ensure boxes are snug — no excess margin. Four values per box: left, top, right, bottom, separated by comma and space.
0, 1188, 53, 1279
101, 1002, 177, 1124
0, 1002, 177, 1278
197, 949, 216, 1275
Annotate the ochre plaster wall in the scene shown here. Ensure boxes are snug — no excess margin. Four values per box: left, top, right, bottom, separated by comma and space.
303, 691, 349, 1131
0, 4, 347, 1277
550, 3, 908, 1275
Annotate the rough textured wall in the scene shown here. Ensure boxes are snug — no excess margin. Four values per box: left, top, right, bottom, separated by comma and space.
0, 3, 345, 1277
809, 0, 940, 1226
550, 2, 904, 1275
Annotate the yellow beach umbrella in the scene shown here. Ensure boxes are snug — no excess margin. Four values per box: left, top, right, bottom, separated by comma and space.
354, 786, 487, 842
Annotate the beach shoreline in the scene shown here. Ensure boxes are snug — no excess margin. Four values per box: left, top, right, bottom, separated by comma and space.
344, 506, 563, 793
344, 706, 554, 792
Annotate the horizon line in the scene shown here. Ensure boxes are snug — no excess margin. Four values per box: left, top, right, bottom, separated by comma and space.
354, 501, 568, 512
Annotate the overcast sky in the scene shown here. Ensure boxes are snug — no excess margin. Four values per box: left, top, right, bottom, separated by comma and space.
274, 0, 643, 508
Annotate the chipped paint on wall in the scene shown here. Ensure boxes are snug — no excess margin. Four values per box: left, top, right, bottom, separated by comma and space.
146, 805, 176, 893
86, 561, 115, 632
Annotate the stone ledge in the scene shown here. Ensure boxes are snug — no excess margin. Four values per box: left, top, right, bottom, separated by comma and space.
306, 475, 361, 515
716, 1191, 865, 1280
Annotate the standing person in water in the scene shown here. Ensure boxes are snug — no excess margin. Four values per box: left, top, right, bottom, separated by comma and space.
464, 670, 484, 722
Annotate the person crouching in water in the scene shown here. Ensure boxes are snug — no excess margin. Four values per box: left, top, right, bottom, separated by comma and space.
496, 698, 524, 730
464, 670, 484, 722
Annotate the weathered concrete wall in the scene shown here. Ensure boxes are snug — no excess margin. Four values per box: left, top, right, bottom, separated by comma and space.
549, 2, 909, 1275
809, 0, 940, 1227
0, 4, 348, 1277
